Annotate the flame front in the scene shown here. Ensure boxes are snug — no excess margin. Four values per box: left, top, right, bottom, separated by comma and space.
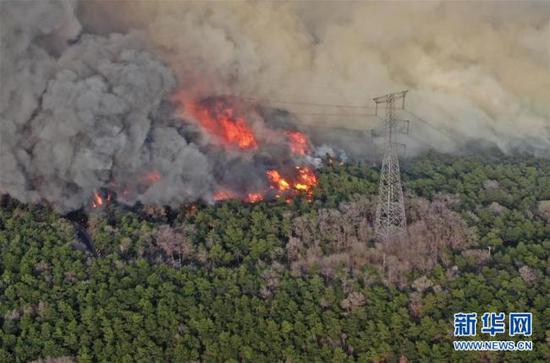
266, 166, 317, 199
91, 192, 103, 208
90, 191, 111, 208
177, 94, 258, 150
213, 190, 263, 203
266, 170, 291, 191
213, 190, 237, 201
286, 131, 309, 156
172, 92, 318, 204
245, 193, 263, 203
294, 166, 317, 198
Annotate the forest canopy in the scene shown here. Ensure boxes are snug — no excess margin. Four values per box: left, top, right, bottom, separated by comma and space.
1, 152, 549, 362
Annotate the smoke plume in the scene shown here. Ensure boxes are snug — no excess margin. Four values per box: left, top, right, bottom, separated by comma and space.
79, 1, 550, 154
1, 1, 549, 211
1, 0, 213, 211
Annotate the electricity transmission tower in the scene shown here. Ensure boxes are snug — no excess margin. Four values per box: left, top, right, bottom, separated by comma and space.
373, 90, 409, 242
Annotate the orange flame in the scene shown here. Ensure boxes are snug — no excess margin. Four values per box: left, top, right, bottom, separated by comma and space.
266, 170, 291, 191
91, 191, 110, 208
245, 193, 263, 203
213, 190, 237, 201
213, 190, 263, 203
213, 166, 317, 204
92, 192, 103, 208
266, 166, 317, 199
143, 170, 161, 184
178, 95, 257, 150
171, 91, 319, 204
294, 166, 317, 198
286, 131, 309, 155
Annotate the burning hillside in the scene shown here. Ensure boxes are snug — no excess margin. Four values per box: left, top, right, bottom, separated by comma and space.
170, 92, 319, 205
182, 96, 258, 150
3, 1, 547, 212
83, 89, 320, 210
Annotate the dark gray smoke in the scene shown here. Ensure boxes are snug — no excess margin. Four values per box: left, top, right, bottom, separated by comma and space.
0, 0, 213, 211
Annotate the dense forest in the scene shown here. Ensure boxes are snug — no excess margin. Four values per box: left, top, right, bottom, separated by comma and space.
1, 152, 549, 362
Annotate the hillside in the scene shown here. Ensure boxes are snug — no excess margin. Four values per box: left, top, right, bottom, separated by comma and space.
1, 153, 549, 362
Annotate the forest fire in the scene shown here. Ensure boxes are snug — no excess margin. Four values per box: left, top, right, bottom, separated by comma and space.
286, 131, 309, 155
266, 170, 291, 191
212, 165, 318, 204
294, 166, 317, 195
90, 191, 111, 209
245, 193, 264, 203
267, 166, 317, 199
213, 190, 263, 203
80, 91, 321, 209
179, 96, 257, 150
143, 170, 161, 184
213, 190, 238, 201
171, 92, 319, 204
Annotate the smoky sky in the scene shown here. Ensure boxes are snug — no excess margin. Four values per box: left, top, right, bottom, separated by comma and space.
1, 0, 549, 211
78, 1, 550, 154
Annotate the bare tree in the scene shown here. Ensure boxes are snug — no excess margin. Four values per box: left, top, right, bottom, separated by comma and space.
287, 195, 474, 287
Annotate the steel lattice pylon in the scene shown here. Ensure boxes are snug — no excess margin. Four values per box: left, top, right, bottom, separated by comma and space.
373, 91, 409, 242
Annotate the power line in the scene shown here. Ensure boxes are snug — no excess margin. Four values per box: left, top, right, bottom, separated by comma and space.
400, 109, 457, 141
282, 112, 376, 117
243, 97, 375, 109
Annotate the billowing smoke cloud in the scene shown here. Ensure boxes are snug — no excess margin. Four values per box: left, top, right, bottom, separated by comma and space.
1, 0, 213, 211
1, 1, 549, 211
80, 0, 550, 155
